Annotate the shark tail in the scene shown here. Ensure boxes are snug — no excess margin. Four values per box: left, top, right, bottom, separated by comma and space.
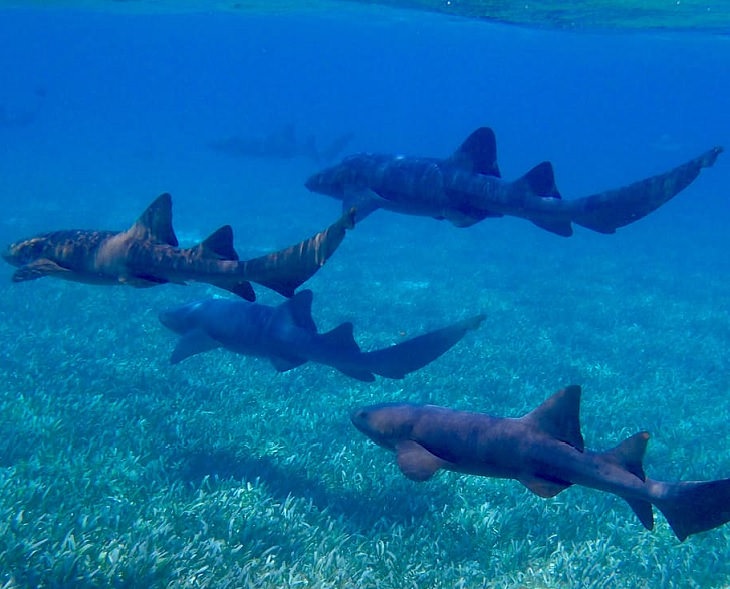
653, 478, 730, 541
603, 430, 730, 540
238, 209, 355, 298
571, 146, 722, 234
361, 314, 485, 379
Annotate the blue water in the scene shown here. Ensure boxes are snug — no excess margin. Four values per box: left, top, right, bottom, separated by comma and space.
1, 4, 729, 587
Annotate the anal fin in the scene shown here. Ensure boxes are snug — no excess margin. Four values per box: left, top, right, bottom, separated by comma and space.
519, 475, 572, 498
531, 218, 574, 237
270, 355, 307, 373
626, 498, 654, 530
336, 366, 375, 382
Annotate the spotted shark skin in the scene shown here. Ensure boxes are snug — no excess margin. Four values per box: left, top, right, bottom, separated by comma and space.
2, 193, 355, 300
306, 127, 722, 236
351, 385, 730, 541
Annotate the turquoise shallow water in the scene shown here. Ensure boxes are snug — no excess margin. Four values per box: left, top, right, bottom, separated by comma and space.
0, 3, 729, 587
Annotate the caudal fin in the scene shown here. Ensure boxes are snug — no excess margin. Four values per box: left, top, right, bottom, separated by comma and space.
655, 478, 730, 541
362, 314, 485, 379
239, 208, 355, 297
572, 146, 722, 234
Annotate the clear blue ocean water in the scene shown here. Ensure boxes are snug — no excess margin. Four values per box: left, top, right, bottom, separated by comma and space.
1, 4, 729, 587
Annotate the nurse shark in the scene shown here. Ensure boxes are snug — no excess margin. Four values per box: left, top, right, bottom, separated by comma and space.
2, 193, 354, 300
159, 289, 484, 381
306, 127, 722, 236
351, 385, 730, 541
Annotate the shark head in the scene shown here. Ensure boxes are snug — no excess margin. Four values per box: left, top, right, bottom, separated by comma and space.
350, 403, 420, 451
2, 235, 50, 267
158, 300, 211, 335
305, 154, 370, 199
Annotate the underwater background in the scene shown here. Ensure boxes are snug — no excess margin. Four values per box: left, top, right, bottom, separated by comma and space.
0, 1, 729, 587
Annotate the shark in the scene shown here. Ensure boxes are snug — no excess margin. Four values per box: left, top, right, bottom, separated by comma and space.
2, 193, 354, 300
209, 123, 355, 165
351, 385, 730, 541
159, 289, 484, 381
305, 127, 723, 236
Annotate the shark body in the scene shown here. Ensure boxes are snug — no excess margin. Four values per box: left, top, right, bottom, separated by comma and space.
2, 193, 354, 300
351, 385, 730, 540
209, 123, 355, 165
306, 127, 722, 236
159, 289, 483, 381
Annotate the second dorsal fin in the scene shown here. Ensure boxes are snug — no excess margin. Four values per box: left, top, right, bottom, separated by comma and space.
193, 225, 239, 261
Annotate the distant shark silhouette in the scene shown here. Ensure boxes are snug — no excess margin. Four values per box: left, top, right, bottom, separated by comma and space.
209, 123, 355, 165
159, 289, 484, 380
306, 127, 723, 236
352, 385, 730, 541
2, 193, 354, 300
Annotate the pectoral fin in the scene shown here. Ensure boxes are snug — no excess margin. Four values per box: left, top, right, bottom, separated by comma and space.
396, 440, 448, 481
170, 329, 220, 364
343, 187, 386, 221
12, 259, 71, 282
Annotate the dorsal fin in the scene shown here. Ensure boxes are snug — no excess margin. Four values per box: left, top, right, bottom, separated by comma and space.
522, 385, 584, 451
448, 127, 501, 177
130, 193, 179, 246
320, 322, 361, 355
274, 290, 317, 332
521, 162, 561, 199
193, 225, 239, 261
605, 431, 649, 481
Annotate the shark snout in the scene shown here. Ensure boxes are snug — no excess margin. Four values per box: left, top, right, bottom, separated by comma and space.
305, 167, 343, 197
304, 173, 322, 193
1, 242, 22, 267
158, 309, 176, 330
158, 301, 203, 334
350, 407, 370, 433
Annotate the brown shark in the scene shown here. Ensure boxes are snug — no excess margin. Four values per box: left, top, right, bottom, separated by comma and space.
307, 127, 723, 236
2, 193, 354, 300
351, 385, 730, 541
